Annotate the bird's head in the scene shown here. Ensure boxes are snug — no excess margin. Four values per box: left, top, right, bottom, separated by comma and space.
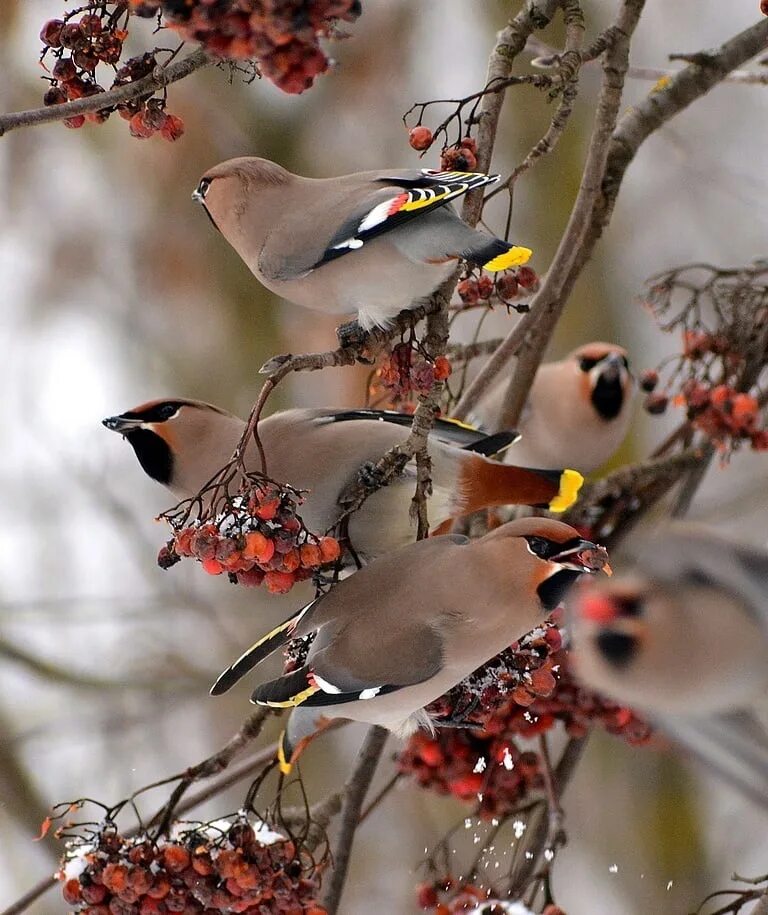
495, 518, 611, 611
102, 398, 237, 492
192, 157, 291, 233
567, 342, 633, 421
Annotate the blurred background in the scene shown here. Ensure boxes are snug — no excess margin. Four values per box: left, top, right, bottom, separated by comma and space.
2, 1, 768, 912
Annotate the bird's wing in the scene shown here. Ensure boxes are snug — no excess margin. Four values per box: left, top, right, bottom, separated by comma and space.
209, 596, 324, 696
657, 710, 768, 809
251, 622, 445, 709
324, 409, 520, 455
259, 169, 499, 280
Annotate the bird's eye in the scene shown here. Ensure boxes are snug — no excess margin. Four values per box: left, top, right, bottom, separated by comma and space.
157, 403, 179, 421
525, 536, 553, 558
195, 177, 212, 198
579, 357, 598, 372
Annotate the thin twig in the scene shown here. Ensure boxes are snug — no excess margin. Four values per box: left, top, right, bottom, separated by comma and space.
321, 726, 389, 915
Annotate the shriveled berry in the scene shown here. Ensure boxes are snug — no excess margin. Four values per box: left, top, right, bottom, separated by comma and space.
161, 114, 185, 142
60, 23, 85, 49
408, 125, 433, 151
457, 278, 480, 306
40, 19, 65, 47
476, 274, 494, 299
644, 393, 668, 415
496, 273, 520, 301
63, 115, 86, 129
441, 145, 477, 171
129, 110, 155, 139
44, 86, 67, 106
74, 46, 100, 71
79, 14, 103, 37
639, 369, 659, 392
236, 567, 266, 587
52, 57, 78, 82
516, 266, 539, 290
62, 878, 82, 905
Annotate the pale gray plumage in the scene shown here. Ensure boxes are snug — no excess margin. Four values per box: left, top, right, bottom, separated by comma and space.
103, 399, 581, 564
210, 517, 609, 772
472, 342, 635, 472
192, 157, 532, 331
569, 524, 768, 807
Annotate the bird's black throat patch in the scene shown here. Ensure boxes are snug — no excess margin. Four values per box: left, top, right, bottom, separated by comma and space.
590, 375, 624, 421
126, 428, 174, 485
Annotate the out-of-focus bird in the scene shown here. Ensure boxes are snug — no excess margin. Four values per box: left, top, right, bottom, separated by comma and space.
569, 525, 768, 806
191, 158, 532, 333
472, 342, 635, 473
211, 517, 610, 772
103, 400, 583, 562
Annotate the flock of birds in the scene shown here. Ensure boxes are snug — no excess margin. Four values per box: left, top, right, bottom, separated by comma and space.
102, 158, 768, 805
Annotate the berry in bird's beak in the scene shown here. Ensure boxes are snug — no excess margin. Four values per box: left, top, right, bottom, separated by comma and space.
550, 539, 611, 575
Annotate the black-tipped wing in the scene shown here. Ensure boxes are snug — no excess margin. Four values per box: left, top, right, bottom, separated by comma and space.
311, 170, 499, 270
210, 598, 321, 696
326, 408, 519, 455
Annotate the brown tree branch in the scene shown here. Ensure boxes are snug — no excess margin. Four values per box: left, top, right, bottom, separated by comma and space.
321, 725, 389, 915
460, 0, 561, 228
0, 48, 211, 136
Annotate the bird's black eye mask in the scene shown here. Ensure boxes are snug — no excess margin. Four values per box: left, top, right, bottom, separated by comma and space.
596, 630, 639, 667
120, 402, 184, 423
525, 535, 584, 560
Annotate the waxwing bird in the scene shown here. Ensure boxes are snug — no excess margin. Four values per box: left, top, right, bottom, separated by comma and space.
210, 518, 610, 773
569, 525, 768, 807
192, 157, 532, 332
472, 342, 635, 473
103, 400, 583, 562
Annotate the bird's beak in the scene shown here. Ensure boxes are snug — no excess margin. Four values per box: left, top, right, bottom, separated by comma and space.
596, 353, 627, 384
191, 187, 205, 204
102, 415, 144, 434
551, 539, 611, 576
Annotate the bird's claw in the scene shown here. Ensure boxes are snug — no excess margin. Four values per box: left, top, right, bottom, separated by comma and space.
337, 320, 367, 350
357, 461, 388, 489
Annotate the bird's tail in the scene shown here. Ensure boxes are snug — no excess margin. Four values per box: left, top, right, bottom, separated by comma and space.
453, 455, 583, 516
463, 236, 533, 272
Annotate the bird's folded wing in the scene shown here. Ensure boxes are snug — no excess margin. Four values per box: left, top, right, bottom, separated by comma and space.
259, 170, 499, 280
325, 408, 519, 454
252, 624, 445, 709
658, 710, 768, 809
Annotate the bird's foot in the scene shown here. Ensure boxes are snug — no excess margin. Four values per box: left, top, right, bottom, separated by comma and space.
336, 319, 367, 350
357, 461, 389, 490
432, 695, 483, 730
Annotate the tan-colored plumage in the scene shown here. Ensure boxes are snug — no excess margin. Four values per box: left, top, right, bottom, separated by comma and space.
193, 157, 531, 331
569, 524, 768, 805
103, 400, 582, 562
212, 518, 607, 771
473, 342, 635, 472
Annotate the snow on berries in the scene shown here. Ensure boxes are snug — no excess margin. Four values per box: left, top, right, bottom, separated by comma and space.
416, 879, 537, 914
129, 0, 362, 94
57, 814, 327, 914
397, 615, 650, 819
160, 480, 341, 594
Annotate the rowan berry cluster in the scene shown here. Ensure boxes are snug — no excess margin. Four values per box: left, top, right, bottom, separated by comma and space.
130, 0, 362, 94
406, 131, 480, 173
58, 816, 325, 915
417, 880, 550, 914
457, 267, 539, 311
398, 617, 650, 818
40, 8, 184, 138
160, 482, 341, 594
377, 342, 452, 399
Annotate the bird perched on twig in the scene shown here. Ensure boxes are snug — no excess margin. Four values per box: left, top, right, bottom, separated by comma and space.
211, 517, 610, 773
192, 157, 532, 336
103, 400, 583, 563
472, 342, 635, 473
569, 525, 768, 807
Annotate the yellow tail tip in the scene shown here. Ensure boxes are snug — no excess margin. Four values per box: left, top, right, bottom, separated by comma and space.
277, 732, 293, 775
548, 468, 583, 513
483, 245, 533, 272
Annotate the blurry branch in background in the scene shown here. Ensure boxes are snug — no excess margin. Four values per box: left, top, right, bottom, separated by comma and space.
0, 47, 211, 136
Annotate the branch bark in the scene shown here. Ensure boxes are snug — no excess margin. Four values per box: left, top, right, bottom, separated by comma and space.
0, 48, 211, 136
321, 725, 389, 914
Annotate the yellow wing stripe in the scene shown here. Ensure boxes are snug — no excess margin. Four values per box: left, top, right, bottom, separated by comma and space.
256, 684, 320, 709
548, 469, 584, 513
483, 246, 533, 272
400, 189, 453, 212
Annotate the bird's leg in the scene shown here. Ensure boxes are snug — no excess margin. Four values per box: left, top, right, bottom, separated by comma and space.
357, 460, 390, 490
336, 319, 367, 350
432, 694, 484, 730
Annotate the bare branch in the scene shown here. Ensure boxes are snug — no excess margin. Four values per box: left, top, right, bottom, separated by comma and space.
0, 48, 211, 136
321, 726, 389, 914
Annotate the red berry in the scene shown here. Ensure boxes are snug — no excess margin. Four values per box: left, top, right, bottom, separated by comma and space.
639, 369, 659, 393
416, 883, 439, 908
496, 273, 520, 301
255, 497, 280, 521
299, 543, 322, 568
318, 536, 341, 563
516, 265, 539, 290
264, 570, 295, 593
162, 844, 190, 874
129, 110, 155, 139
235, 567, 265, 587
60, 23, 84, 50
243, 531, 275, 564
408, 125, 433, 151
433, 355, 452, 381
62, 878, 82, 905
161, 114, 185, 142
52, 57, 78, 82
457, 279, 479, 306
202, 557, 225, 575
644, 392, 668, 415
40, 19, 65, 47
79, 14, 103, 37
64, 115, 86, 129
44, 86, 67, 106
